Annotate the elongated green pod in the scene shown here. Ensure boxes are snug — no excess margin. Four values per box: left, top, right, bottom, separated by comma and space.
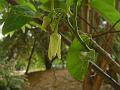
48, 32, 61, 60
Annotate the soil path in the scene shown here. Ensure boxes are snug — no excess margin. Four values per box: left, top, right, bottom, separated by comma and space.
23, 69, 114, 90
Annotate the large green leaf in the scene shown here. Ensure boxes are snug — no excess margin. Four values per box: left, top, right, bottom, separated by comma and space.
90, 0, 120, 30
2, 5, 37, 35
66, 36, 96, 80
101, 0, 115, 6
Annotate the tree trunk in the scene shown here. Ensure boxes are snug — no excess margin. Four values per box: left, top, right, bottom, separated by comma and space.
80, 0, 90, 33
92, 32, 113, 90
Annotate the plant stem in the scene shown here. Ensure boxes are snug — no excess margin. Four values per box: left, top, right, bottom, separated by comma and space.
68, 1, 90, 51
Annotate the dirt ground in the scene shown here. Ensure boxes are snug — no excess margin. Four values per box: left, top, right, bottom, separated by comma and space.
23, 69, 115, 90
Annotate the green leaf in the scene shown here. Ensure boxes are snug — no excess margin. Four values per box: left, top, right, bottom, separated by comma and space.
2, 5, 36, 35
101, 0, 115, 7
66, 36, 96, 80
48, 33, 61, 60
90, 0, 120, 30
0, 0, 7, 12
11, 5, 37, 18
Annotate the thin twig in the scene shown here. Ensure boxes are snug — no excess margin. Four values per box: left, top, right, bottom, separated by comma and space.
25, 38, 36, 74
93, 19, 120, 38
92, 30, 120, 38
90, 61, 120, 90
108, 19, 120, 31
59, 32, 71, 46
79, 16, 120, 38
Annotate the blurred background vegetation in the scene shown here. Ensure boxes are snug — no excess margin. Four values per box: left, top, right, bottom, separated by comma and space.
0, 0, 120, 90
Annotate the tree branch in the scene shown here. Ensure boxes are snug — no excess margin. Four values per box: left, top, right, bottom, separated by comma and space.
91, 39, 120, 75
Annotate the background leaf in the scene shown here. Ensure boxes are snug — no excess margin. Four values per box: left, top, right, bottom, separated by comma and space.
16, 0, 37, 11
2, 5, 36, 35
90, 0, 120, 30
